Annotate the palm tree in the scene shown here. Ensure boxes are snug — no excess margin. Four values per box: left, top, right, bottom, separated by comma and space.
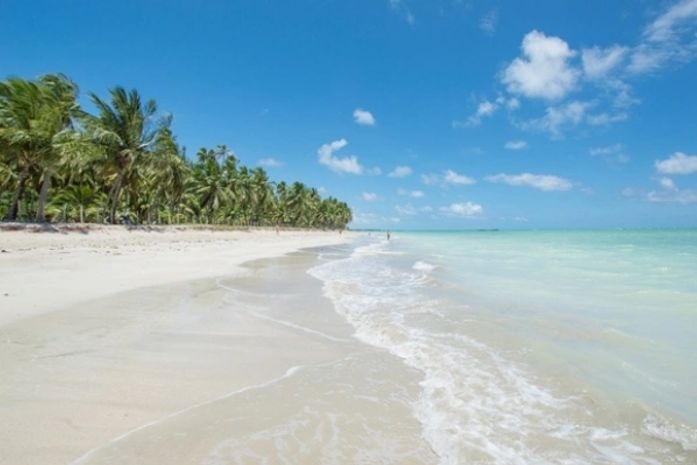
88, 87, 159, 223
1, 74, 354, 229
47, 182, 106, 223
191, 146, 233, 224
0, 78, 47, 220
0, 74, 83, 222
151, 124, 190, 223
34, 74, 84, 222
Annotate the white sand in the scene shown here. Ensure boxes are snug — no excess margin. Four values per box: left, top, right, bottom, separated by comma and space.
0, 225, 351, 327
0, 226, 377, 465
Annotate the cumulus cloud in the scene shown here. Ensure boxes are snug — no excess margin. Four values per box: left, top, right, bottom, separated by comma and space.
444, 169, 476, 185
504, 140, 528, 150
589, 144, 630, 163
439, 202, 484, 217
647, 177, 697, 204
655, 152, 697, 174
486, 173, 573, 191
362, 192, 378, 201
388, 165, 412, 177
581, 45, 629, 79
502, 30, 580, 100
257, 157, 283, 168
454, 100, 496, 127
659, 177, 677, 190
353, 108, 376, 126
317, 139, 363, 174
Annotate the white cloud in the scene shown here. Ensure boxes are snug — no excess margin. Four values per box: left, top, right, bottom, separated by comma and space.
647, 176, 697, 204
389, 0, 415, 25
439, 202, 484, 217
659, 177, 677, 190
388, 165, 412, 177
504, 140, 528, 150
479, 10, 498, 35
502, 30, 579, 100
317, 139, 363, 174
523, 100, 590, 137
645, 0, 697, 42
367, 166, 383, 176
589, 144, 630, 163
655, 152, 697, 175
353, 108, 376, 126
581, 45, 628, 79
444, 169, 476, 185
455, 100, 496, 127
258, 157, 283, 168
506, 97, 521, 110
362, 192, 378, 201
395, 204, 418, 216
399, 188, 425, 198
587, 112, 629, 126
421, 173, 440, 185
454, 95, 520, 128
486, 173, 573, 191
647, 189, 697, 204
629, 0, 697, 74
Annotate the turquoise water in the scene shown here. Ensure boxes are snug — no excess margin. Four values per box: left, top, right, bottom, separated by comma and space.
400, 230, 697, 423
310, 229, 697, 463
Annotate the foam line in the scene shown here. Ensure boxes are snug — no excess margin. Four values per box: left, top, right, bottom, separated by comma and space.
69, 365, 304, 465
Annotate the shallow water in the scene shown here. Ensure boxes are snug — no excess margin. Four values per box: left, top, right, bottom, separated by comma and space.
309, 230, 697, 464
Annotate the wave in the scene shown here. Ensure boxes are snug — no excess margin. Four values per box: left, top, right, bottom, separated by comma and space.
413, 260, 437, 272
308, 238, 694, 464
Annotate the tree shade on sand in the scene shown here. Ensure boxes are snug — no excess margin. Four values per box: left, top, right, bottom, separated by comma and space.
0, 74, 352, 229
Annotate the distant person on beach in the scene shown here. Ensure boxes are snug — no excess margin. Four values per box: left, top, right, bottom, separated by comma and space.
386, 231, 391, 240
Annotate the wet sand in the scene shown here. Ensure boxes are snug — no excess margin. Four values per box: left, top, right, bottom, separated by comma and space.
0, 229, 434, 465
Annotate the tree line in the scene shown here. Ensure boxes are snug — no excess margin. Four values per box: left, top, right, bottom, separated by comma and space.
0, 74, 352, 229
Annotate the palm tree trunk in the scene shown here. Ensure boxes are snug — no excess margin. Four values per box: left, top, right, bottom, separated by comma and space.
36, 167, 53, 223
5, 164, 31, 221
109, 170, 126, 224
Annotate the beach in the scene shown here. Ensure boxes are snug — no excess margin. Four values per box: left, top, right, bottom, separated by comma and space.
2, 227, 696, 465
1, 226, 423, 465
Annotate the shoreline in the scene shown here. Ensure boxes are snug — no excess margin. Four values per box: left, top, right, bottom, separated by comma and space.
0, 225, 353, 327
0, 228, 385, 465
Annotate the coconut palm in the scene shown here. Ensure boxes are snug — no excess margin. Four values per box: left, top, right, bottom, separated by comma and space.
88, 87, 160, 223
0, 74, 84, 221
191, 146, 233, 224
1, 74, 353, 229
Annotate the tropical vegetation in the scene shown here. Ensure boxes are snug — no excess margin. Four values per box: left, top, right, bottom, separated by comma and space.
0, 74, 352, 229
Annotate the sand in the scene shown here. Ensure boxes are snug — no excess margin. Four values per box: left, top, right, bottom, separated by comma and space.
0, 226, 433, 465
0, 225, 351, 327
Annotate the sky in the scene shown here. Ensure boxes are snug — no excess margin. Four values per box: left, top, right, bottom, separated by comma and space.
3, 0, 697, 229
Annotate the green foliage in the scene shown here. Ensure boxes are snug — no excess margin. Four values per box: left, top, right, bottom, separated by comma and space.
0, 74, 352, 229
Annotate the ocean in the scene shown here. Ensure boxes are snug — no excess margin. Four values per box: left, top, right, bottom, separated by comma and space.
309, 230, 697, 464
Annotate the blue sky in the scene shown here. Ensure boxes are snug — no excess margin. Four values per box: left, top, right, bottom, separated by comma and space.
3, 0, 697, 229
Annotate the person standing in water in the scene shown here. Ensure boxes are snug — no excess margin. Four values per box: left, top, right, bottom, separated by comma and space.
386, 231, 391, 240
